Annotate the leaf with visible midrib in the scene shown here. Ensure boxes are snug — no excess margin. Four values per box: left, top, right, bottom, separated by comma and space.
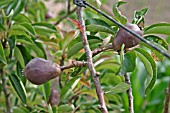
105, 82, 131, 94
118, 50, 136, 76
85, 18, 116, 34
144, 23, 170, 35
9, 74, 27, 104
135, 48, 157, 95
112, 1, 127, 25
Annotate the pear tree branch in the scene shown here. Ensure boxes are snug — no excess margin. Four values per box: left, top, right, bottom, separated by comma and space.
76, 7, 108, 113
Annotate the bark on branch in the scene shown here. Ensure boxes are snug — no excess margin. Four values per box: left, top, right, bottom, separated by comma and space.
164, 80, 170, 113
0, 69, 11, 113
76, 7, 108, 113
124, 74, 134, 113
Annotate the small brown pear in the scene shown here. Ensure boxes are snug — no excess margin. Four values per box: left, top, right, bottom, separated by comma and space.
112, 23, 143, 51
24, 58, 61, 85
48, 88, 60, 106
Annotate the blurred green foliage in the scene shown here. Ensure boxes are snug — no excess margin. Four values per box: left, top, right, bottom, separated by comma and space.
0, 0, 169, 113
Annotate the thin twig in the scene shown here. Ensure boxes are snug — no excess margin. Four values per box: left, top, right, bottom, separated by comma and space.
164, 79, 170, 113
92, 44, 113, 57
59, 53, 66, 89
0, 69, 11, 113
77, 7, 108, 113
67, 0, 71, 14
124, 74, 134, 113
55, 7, 77, 25
60, 60, 87, 70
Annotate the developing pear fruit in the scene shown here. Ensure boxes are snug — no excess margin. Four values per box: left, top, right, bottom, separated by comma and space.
24, 58, 61, 85
112, 23, 143, 51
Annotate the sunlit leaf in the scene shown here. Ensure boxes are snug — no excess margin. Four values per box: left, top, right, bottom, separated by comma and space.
9, 74, 26, 104
144, 35, 168, 61
81, 89, 97, 99
14, 46, 25, 68
135, 48, 157, 95
67, 35, 102, 58
57, 104, 74, 112
62, 30, 78, 51
132, 7, 148, 25
10, 23, 36, 37
0, 0, 13, 9
112, 1, 127, 25
105, 82, 131, 94
13, 14, 31, 23
85, 18, 115, 34
33, 22, 57, 36
144, 23, 170, 35
6, 0, 25, 17
16, 35, 34, 45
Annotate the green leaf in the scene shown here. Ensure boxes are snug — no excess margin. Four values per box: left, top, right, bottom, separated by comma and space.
0, 41, 7, 64
60, 76, 80, 100
105, 82, 131, 94
81, 89, 98, 99
112, 1, 127, 25
118, 50, 136, 75
16, 62, 26, 85
101, 74, 123, 86
10, 23, 36, 37
85, 18, 115, 34
43, 82, 51, 100
16, 35, 34, 45
12, 14, 31, 23
132, 7, 148, 24
0, 23, 6, 31
57, 104, 74, 112
67, 35, 102, 58
143, 35, 169, 61
0, 0, 13, 9
62, 30, 78, 51
8, 36, 16, 58
27, 40, 45, 58
135, 48, 157, 95
17, 45, 32, 64
9, 74, 26, 104
33, 22, 57, 36
14, 46, 25, 68
6, 0, 25, 17
144, 23, 170, 35
144, 35, 168, 50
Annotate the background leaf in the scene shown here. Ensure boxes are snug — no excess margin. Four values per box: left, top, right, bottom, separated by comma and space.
60, 76, 80, 100
9, 74, 26, 104
105, 82, 131, 94
0, 41, 7, 64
